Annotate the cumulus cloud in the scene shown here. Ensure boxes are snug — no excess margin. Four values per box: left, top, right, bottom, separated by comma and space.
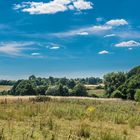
0, 42, 35, 56
106, 19, 128, 26
73, 0, 93, 10
14, 0, 93, 15
115, 40, 140, 47
98, 50, 109, 55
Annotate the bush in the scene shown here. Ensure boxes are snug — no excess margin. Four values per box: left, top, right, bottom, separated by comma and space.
111, 90, 123, 98
46, 85, 69, 96
46, 86, 59, 96
134, 89, 140, 102
73, 84, 87, 96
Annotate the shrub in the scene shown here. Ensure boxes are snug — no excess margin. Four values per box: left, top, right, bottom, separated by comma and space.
134, 89, 140, 102
46, 85, 69, 96
73, 84, 87, 96
111, 90, 123, 98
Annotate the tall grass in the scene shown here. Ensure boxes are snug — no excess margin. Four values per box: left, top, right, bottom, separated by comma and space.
0, 97, 139, 139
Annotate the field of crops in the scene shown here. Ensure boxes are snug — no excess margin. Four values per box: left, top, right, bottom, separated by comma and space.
0, 97, 139, 140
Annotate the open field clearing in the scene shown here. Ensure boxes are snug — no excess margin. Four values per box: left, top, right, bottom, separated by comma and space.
0, 85, 12, 92
0, 96, 139, 140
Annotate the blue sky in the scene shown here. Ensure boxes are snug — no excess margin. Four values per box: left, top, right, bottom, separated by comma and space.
0, 0, 140, 79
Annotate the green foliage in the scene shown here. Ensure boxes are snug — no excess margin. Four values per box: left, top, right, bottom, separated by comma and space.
134, 89, 140, 102
118, 74, 140, 100
104, 65, 140, 100
46, 86, 59, 96
104, 72, 126, 96
36, 86, 48, 95
127, 65, 140, 78
111, 90, 123, 98
11, 80, 36, 96
73, 83, 87, 96
46, 84, 69, 96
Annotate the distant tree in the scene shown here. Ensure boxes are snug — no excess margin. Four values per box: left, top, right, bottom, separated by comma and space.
73, 83, 87, 96
104, 72, 126, 96
48, 77, 55, 85
59, 78, 68, 85
12, 80, 36, 96
29, 75, 36, 81
46, 84, 69, 96
36, 86, 48, 95
67, 79, 76, 89
46, 86, 59, 96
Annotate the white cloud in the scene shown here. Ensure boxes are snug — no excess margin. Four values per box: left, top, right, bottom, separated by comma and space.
51, 19, 128, 38
50, 46, 60, 50
77, 32, 89, 36
104, 34, 116, 38
14, 0, 93, 15
31, 52, 41, 56
0, 42, 35, 56
98, 50, 109, 55
115, 40, 140, 47
106, 19, 128, 26
46, 43, 61, 50
52, 25, 112, 37
73, 0, 93, 10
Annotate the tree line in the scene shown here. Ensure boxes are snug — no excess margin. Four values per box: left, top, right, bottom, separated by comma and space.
0, 76, 102, 97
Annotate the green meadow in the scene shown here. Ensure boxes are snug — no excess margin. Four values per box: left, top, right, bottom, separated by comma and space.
0, 97, 139, 140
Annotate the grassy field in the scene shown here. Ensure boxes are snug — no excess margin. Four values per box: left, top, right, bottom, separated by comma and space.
0, 96, 139, 140
0, 85, 12, 92
85, 85, 106, 98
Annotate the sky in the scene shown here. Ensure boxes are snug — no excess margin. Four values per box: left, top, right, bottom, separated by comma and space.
0, 0, 140, 79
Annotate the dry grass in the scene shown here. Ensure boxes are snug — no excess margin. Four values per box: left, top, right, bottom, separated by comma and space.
0, 85, 12, 92
0, 96, 139, 140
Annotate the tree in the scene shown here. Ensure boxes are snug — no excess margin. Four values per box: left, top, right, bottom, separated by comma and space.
104, 72, 126, 96
111, 90, 123, 98
12, 80, 36, 96
73, 83, 87, 96
118, 74, 140, 100
46, 86, 59, 96
36, 86, 48, 95
46, 85, 69, 96
67, 79, 76, 89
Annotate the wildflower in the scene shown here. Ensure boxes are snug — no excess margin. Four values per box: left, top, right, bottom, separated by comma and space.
86, 106, 95, 113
